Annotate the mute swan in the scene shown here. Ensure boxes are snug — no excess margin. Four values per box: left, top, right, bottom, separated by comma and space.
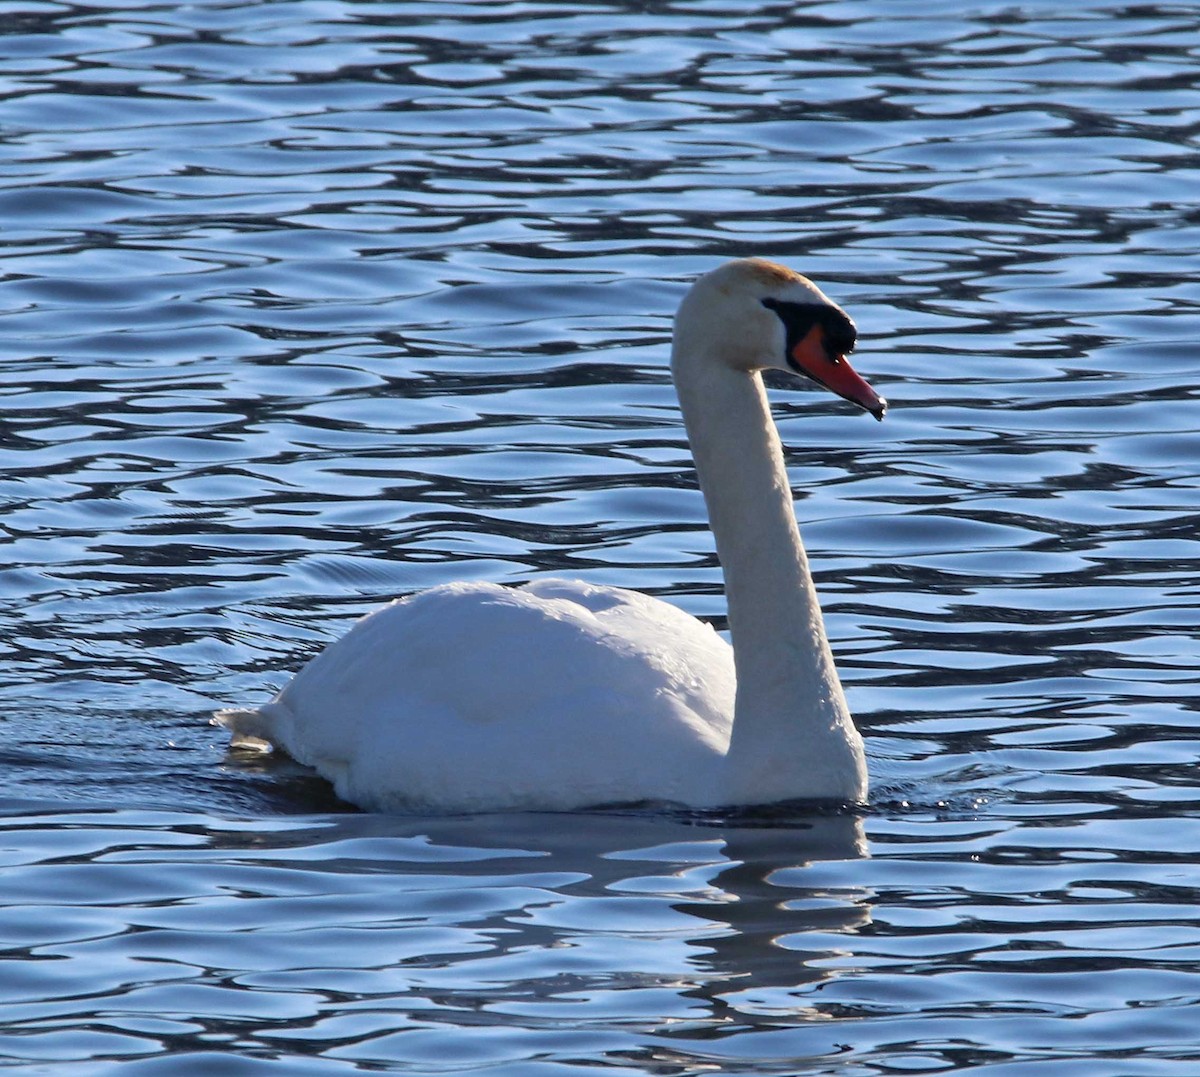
216, 258, 886, 813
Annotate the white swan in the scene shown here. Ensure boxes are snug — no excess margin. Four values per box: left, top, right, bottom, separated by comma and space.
216, 258, 886, 813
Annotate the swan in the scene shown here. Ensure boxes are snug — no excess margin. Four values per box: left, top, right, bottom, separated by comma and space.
215, 258, 886, 813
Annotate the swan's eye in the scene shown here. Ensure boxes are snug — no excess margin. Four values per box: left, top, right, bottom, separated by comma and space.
820, 311, 857, 360
761, 298, 857, 366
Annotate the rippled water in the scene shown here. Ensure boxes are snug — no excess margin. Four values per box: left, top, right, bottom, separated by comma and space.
2, 1, 1199, 1072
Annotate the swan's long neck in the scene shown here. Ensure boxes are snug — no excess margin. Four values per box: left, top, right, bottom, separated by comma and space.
672, 348, 867, 803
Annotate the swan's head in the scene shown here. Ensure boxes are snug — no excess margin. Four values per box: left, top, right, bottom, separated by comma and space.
673, 258, 886, 420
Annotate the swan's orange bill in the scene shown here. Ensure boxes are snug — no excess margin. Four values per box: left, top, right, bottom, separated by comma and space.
790, 325, 887, 420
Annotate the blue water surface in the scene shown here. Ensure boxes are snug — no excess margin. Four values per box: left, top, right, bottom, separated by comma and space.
1, 1, 1199, 1072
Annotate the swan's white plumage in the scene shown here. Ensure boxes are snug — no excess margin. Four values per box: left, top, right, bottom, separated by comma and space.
216, 257, 883, 813
220, 579, 736, 812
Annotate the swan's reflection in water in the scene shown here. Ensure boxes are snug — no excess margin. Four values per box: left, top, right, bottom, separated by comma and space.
673, 814, 870, 1023
0, 795, 870, 1066
212, 804, 871, 1038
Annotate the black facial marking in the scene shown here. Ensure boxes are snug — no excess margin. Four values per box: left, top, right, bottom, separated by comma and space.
761, 298, 857, 367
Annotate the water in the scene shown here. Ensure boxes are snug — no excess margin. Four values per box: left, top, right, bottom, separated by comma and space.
2, 0, 1198, 1071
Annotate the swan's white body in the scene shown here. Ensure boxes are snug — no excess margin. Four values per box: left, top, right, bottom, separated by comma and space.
217, 258, 885, 813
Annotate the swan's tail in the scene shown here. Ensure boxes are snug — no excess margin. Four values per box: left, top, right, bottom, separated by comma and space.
213, 707, 277, 751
